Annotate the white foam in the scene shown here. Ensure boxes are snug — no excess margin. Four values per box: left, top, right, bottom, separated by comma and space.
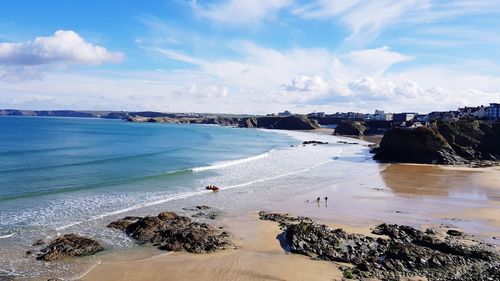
0, 233, 15, 239
192, 150, 272, 172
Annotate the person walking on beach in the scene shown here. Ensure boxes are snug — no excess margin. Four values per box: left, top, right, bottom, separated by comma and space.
316, 197, 320, 203
324, 196, 328, 203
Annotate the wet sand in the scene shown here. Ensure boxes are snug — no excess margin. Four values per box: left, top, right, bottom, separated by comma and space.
81, 163, 500, 281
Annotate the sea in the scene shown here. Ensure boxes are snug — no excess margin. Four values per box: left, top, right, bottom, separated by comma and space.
0, 116, 375, 279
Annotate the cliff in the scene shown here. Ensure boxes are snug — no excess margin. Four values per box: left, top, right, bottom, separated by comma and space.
238, 115, 319, 130
373, 126, 465, 165
373, 121, 500, 165
127, 114, 319, 130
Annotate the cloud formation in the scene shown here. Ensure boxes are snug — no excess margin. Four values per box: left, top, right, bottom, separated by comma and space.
0, 30, 123, 82
0, 30, 123, 65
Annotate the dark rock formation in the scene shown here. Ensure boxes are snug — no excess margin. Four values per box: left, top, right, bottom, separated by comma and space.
258, 211, 312, 228
239, 115, 319, 130
302, 140, 328, 145
437, 121, 500, 161
108, 211, 231, 253
36, 234, 104, 261
374, 121, 500, 165
260, 213, 500, 281
334, 121, 367, 136
373, 126, 466, 165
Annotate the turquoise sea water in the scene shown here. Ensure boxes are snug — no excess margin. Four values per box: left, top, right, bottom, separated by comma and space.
0, 116, 294, 237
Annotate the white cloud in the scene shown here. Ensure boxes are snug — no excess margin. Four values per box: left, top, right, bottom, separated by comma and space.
345, 46, 413, 76
292, 0, 500, 45
0, 30, 123, 65
282, 75, 328, 92
192, 0, 292, 25
0, 30, 123, 82
2, 39, 499, 114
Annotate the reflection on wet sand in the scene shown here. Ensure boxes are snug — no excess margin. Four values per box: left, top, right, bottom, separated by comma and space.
381, 164, 500, 200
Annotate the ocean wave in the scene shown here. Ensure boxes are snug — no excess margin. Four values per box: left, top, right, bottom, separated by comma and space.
0, 233, 15, 239
192, 150, 272, 172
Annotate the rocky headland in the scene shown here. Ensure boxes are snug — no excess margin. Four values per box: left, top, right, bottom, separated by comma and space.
126, 114, 320, 130
373, 121, 500, 165
259, 212, 500, 281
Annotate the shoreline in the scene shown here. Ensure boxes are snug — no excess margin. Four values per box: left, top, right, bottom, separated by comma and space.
5, 127, 499, 280
79, 129, 499, 281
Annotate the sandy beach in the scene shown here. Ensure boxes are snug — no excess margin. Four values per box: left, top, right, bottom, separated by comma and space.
78, 130, 500, 281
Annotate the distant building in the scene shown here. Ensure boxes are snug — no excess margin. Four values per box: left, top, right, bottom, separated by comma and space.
278, 110, 292, 116
428, 111, 459, 122
489, 103, 500, 120
307, 112, 325, 118
414, 114, 429, 123
393, 112, 417, 123
372, 110, 393, 121
458, 105, 489, 119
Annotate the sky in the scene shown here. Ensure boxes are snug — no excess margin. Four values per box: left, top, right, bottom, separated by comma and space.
1, 0, 500, 114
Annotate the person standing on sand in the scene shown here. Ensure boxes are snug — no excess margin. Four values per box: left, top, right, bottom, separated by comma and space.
324, 197, 328, 203
316, 197, 320, 203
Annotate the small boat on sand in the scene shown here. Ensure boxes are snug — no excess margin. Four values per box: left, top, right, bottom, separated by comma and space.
205, 185, 219, 192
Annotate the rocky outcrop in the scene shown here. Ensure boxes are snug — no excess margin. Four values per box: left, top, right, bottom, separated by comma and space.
334, 121, 367, 136
239, 115, 319, 130
108, 211, 231, 253
374, 121, 500, 165
260, 212, 500, 281
36, 234, 104, 261
373, 126, 466, 165
302, 140, 328, 145
437, 121, 500, 161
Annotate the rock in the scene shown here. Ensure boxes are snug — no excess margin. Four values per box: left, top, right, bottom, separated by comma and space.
258, 211, 312, 228
108, 211, 231, 253
437, 121, 500, 161
334, 121, 367, 136
107, 216, 141, 231
239, 115, 319, 130
447, 229, 463, 236
302, 140, 328, 145
36, 234, 104, 261
261, 213, 499, 281
374, 121, 500, 165
373, 126, 466, 165
32, 239, 45, 246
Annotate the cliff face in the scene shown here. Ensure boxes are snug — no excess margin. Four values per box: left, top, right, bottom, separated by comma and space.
437, 121, 500, 161
373, 121, 500, 165
238, 115, 319, 130
373, 127, 465, 165
126, 115, 319, 130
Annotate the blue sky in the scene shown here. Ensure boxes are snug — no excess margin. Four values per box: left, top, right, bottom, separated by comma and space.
1, 0, 500, 114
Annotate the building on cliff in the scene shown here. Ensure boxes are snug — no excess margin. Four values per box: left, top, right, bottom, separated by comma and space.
393, 112, 417, 123
458, 105, 489, 119
489, 103, 500, 120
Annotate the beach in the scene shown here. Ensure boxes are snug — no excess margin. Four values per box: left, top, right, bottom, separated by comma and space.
78, 130, 500, 281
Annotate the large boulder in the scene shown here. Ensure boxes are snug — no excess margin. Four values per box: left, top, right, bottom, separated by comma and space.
36, 234, 104, 261
333, 121, 367, 136
108, 211, 231, 253
373, 126, 465, 165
